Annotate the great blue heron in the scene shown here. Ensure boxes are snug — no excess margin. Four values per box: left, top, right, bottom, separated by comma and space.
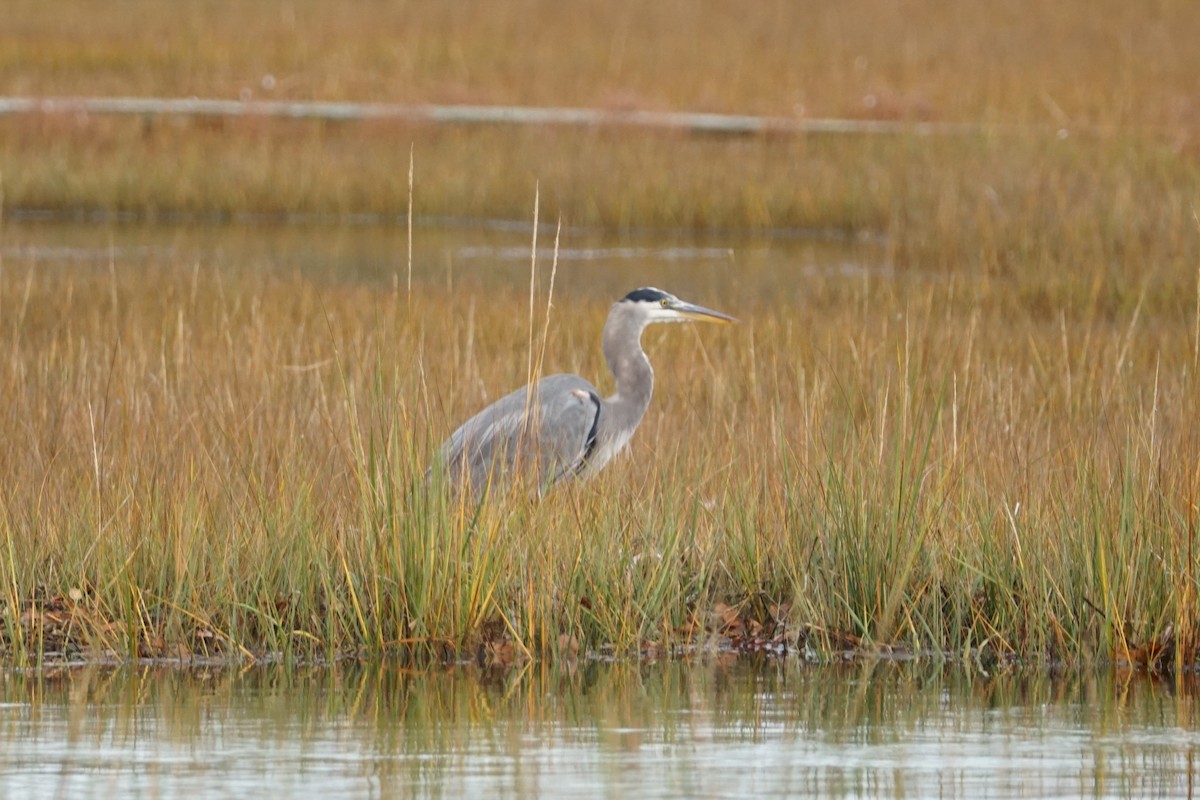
435, 287, 736, 495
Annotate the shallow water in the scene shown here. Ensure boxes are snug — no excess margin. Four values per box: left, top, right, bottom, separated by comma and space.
0, 214, 886, 308
1, 660, 1197, 799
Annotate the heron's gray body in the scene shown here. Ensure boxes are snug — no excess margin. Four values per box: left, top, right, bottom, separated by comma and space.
439, 373, 603, 491
436, 287, 733, 495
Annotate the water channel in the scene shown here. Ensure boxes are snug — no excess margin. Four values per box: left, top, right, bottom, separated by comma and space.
0, 660, 1196, 799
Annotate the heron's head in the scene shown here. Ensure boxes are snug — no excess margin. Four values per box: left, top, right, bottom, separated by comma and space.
617, 287, 738, 326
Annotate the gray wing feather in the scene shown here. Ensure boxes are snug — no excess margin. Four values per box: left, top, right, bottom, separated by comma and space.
438, 374, 601, 494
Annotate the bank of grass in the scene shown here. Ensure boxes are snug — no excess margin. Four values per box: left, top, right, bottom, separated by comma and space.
3, 115, 1199, 279
1, 244, 1197, 669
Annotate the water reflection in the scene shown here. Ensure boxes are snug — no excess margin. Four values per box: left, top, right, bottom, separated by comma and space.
0, 660, 1196, 798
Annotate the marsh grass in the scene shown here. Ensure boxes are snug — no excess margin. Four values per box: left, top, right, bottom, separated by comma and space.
3, 117, 1198, 277
0, 228, 1197, 668
6, 0, 1200, 126
2, 0, 1200, 668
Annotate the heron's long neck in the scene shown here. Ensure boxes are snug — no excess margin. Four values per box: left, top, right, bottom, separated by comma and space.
601, 312, 653, 426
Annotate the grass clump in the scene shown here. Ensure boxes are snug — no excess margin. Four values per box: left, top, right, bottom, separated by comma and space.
0, 242, 1197, 669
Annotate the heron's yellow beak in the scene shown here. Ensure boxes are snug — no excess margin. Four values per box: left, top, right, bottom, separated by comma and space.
672, 301, 738, 324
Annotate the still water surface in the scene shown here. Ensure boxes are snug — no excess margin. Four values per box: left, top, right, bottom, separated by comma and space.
0, 214, 884, 307
0, 659, 1197, 799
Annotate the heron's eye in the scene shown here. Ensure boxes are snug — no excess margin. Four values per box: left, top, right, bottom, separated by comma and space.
660, 298, 670, 308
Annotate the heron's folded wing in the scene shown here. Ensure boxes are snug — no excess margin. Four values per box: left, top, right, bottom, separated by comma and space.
439, 374, 601, 492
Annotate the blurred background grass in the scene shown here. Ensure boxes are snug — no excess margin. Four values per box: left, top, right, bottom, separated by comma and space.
5, 0, 1200, 125
2, 0, 1199, 265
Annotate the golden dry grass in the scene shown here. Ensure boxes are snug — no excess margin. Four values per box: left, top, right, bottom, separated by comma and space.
5, 0, 1200, 127
0, 236, 1197, 666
